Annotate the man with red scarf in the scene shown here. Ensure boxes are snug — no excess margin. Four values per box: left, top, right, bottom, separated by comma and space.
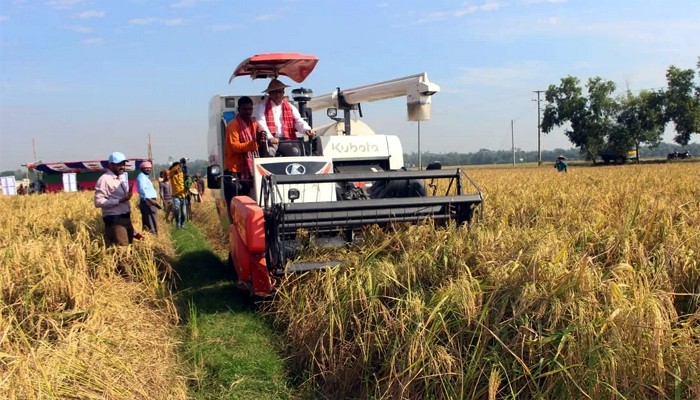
224, 96, 265, 208
253, 78, 316, 157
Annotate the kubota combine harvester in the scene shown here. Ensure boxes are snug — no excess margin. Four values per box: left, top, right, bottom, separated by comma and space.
207, 53, 483, 296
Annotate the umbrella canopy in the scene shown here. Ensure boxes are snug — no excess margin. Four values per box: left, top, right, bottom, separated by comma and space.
229, 52, 318, 84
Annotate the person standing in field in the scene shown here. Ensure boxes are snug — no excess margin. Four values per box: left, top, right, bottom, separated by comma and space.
184, 174, 196, 220
94, 151, 134, 246
253, 79, 316, 157
195, 172, 205, 202
554, 155, 568, 173
159, 170, 174, 223
169, 161, 187, 229
136, 160, 162, 235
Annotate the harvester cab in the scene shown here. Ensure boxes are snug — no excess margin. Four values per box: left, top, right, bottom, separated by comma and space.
207, 53, 483, 296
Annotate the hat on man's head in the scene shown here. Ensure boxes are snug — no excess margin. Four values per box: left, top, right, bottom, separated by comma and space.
140, 160, 152, 169
263, 78, 290, 93
557, 155, 566, 160
108, 152, 127, 164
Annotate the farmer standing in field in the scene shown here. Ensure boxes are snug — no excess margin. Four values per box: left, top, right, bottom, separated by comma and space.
136, 160, 162, 235
94, 151, 134, 246
169, 160, 187, 229
195, 172, 205, 201
159, 170, 174, 224
554, 155, 568, 173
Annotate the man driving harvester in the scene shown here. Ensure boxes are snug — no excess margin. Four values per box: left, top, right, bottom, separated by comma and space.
253, 78, 317, 157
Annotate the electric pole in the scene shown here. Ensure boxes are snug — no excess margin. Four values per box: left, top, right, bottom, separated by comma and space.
417, 121, 422, 170
148, 133, 153, 162
533, 90, 544, 166
511, 119, 515, 166
147, 134, 156, 179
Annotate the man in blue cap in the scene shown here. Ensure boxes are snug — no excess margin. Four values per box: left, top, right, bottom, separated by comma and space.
94, 151, 134, 246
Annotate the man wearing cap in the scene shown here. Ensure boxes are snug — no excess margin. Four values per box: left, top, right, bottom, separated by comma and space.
94, 152, 135, 246
253, 78, 316, 157
136, 160, 162, 234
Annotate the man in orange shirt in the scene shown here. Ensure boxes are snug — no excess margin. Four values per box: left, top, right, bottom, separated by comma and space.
223, 96, 270, 208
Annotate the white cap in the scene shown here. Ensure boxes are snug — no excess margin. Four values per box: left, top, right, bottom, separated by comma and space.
108, 152, 127, 164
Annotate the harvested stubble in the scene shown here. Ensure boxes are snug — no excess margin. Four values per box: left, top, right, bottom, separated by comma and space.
270, 163, 700, 399
0, 192, 187, 400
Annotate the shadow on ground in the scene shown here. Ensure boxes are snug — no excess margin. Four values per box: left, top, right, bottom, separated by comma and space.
171, 248, 257, 315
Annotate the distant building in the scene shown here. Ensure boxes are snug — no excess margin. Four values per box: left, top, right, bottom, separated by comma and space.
1, 176, 17, 195
28, 158, 147, 193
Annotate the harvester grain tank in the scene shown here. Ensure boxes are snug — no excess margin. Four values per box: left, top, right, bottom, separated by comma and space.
207, 53, 483, 296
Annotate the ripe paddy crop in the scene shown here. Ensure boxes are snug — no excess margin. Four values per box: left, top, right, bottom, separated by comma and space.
7, 161, 696, 399
0, 192, 187, 400
270, 163, 700, 399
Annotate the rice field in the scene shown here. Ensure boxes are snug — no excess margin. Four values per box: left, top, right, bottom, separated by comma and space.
269, 162, 700, 399
2, 162, 699, 399
0, 192, 187, 400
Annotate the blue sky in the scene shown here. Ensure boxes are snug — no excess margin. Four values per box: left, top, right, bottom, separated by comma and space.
1, 0, 698, 170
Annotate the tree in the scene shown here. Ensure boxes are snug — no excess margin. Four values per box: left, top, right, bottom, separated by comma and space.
612, 90, 666, 162
664, 63, 700, 145
541, 76, 618, 161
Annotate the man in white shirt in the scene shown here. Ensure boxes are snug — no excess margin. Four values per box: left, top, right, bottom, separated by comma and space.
94, 151, 134, 246
253, 78, 316, 157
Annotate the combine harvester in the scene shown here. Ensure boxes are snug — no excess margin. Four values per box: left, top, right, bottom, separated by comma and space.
207, 53, 483, 296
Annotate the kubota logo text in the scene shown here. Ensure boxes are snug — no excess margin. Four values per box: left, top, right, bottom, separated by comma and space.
330, 142, 380, 153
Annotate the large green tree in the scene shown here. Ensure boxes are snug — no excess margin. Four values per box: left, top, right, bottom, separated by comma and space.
612, 90, 666, 162
664, 62, 700, 145
541, 76, 618, 161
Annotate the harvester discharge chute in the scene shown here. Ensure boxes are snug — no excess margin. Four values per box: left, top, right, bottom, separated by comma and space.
207, 52, 483, 296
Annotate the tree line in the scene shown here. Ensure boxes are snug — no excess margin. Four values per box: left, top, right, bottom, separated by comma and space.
404, 142, 699, 167
541, 58, 699, 163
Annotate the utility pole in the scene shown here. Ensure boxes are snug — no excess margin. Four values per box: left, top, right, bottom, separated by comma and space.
533, 90, 544, 166
511, 119, 515, 166
417, 121, 422, 170
148, 133, 155, 177
147, 133, 153, 162
32, 138, 39, 181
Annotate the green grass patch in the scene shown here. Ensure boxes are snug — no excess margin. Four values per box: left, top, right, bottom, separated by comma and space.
170, 223, 299, 400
